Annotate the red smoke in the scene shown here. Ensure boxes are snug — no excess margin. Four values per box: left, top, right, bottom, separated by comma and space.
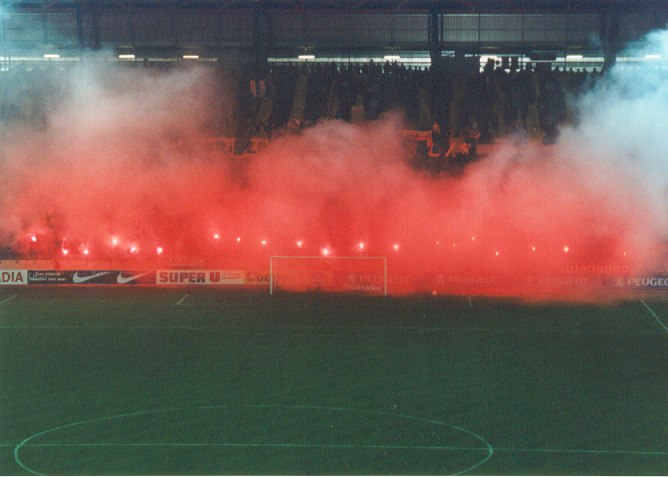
0, 58, 666, 300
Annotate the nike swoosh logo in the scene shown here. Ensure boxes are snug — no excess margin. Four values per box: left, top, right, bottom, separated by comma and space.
72, 271, 110, 284
117, 271, 152, 284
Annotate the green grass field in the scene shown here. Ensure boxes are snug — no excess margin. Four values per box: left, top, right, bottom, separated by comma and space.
1, 287, 666, 475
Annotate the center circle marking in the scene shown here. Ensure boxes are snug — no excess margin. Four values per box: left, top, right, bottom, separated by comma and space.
14, 404, 494, 475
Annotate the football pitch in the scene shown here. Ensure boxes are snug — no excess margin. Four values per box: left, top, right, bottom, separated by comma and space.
1, 287, 666, 475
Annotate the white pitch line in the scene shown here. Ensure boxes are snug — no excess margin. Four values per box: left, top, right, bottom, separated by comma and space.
640, 299, 668, 332
0, 295, 17, 306
176, 294, 189, 306
11, 442, 478, 451
493, 446, 668, 456
7, 442, 668, 456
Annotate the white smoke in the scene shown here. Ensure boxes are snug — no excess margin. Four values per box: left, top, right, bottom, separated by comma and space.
557, 29, 668, 271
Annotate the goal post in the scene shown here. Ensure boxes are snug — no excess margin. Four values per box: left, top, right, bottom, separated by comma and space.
270, 256, 387, 296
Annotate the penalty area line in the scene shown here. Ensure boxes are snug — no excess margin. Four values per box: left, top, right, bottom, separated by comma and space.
639, 299, 668, 333
176, 294, 189, 306
0, 295, 17, 306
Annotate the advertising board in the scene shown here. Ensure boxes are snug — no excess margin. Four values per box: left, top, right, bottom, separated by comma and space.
156, 270, 245, 285
0, 270, 28, 285
617, 276, 668, 289
245, 271, 271, 286
28, 270, 156, 285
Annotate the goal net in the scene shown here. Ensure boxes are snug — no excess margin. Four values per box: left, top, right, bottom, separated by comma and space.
270, 256, 387, 296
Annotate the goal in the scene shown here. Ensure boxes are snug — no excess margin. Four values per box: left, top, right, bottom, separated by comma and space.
270, 256, 387, 296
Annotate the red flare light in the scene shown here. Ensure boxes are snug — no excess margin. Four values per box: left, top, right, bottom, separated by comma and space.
0, 61, 656, 302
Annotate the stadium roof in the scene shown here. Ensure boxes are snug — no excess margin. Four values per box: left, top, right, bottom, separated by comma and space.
2, 0, 667, 13
2, 0, 665, 65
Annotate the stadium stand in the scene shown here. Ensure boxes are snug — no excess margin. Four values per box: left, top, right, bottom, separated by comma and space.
0, 0, 664, 264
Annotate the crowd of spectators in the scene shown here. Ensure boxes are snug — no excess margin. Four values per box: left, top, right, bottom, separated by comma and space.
0, 58, 609, 261
237, 60, 602, 145
0, 58, 602, 147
